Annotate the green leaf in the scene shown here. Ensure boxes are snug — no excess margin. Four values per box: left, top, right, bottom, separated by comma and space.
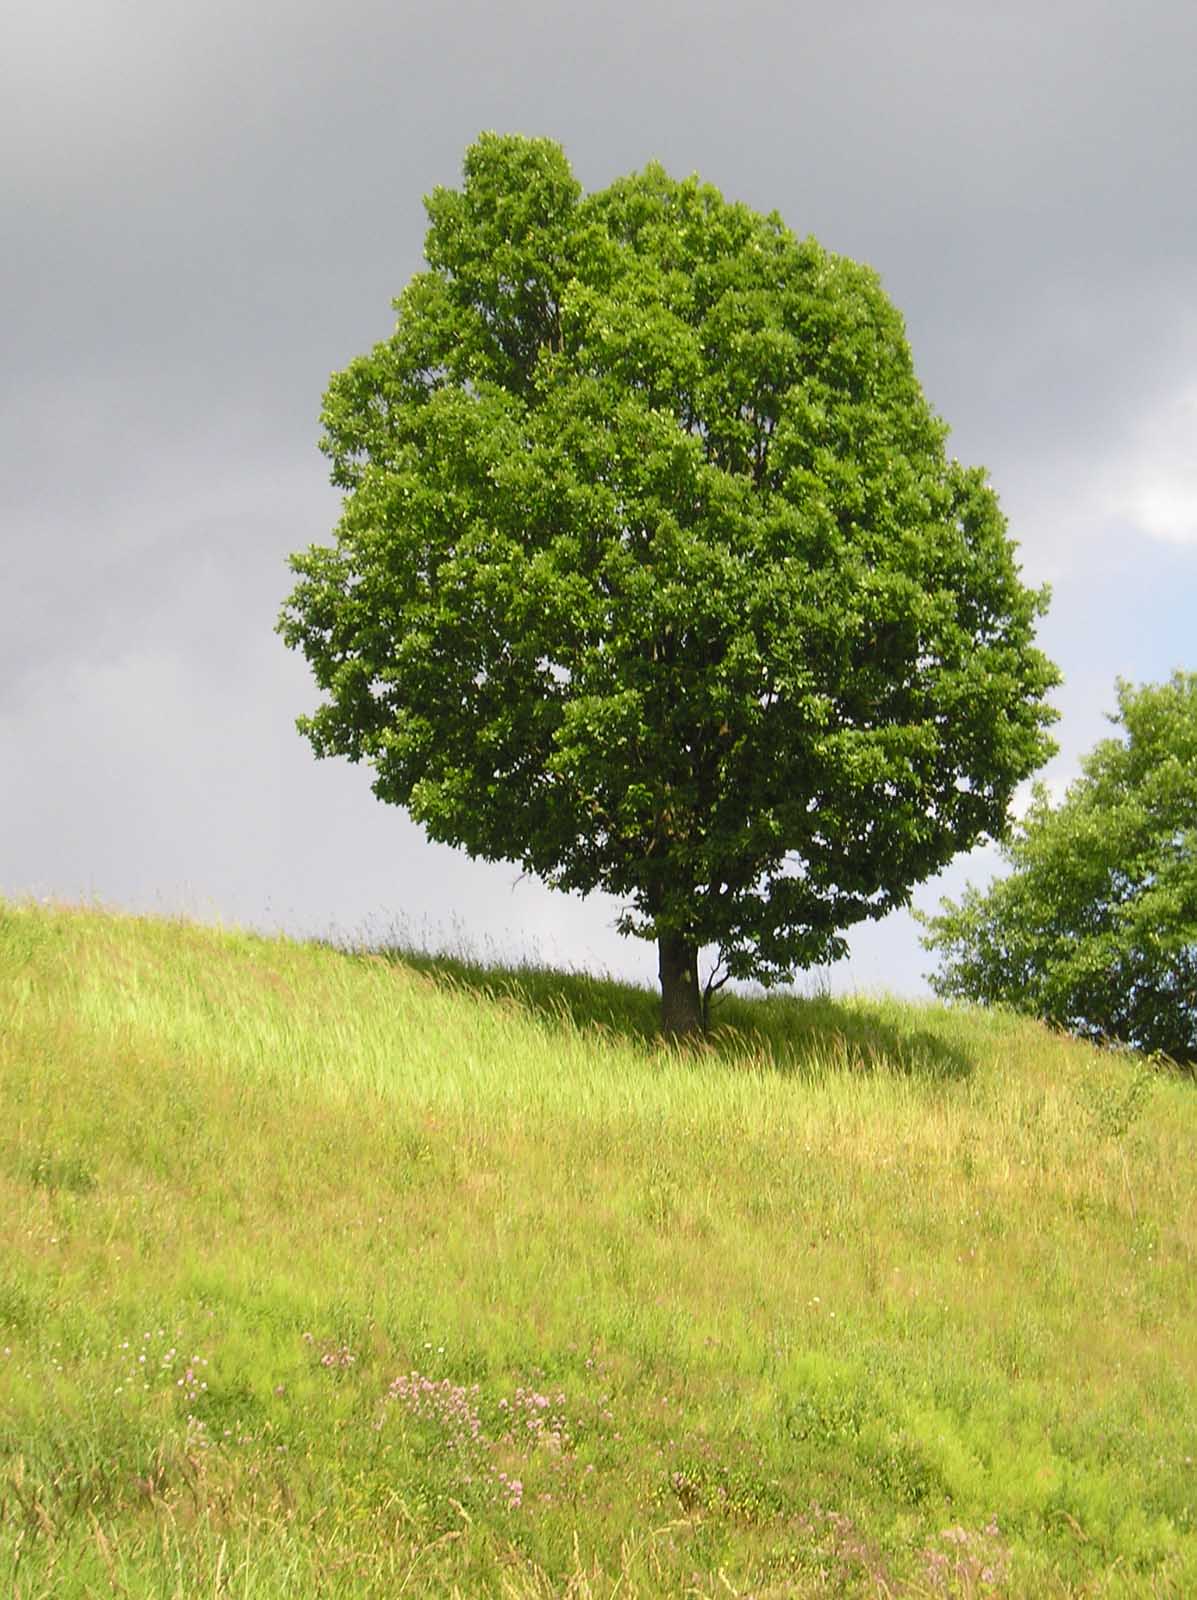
279, 134, 1060, 1029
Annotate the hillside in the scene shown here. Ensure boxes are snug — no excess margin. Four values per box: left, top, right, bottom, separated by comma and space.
1, 899, 1194, 1596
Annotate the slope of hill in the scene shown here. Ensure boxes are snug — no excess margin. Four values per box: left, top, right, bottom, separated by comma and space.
1, 899, 1194, 1596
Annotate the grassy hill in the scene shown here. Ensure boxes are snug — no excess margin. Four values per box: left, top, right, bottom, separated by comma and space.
1, 898, 1194, 1597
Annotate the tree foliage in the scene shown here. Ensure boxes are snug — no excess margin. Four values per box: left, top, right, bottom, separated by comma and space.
278, 133, 1059, 1033
921, 673, 1197, 1062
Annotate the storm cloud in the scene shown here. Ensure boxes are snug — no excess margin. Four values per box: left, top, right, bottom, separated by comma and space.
4, 0, 1194, 992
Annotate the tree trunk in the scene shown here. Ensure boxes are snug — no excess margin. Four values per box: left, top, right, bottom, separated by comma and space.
658, 931, 703, 1038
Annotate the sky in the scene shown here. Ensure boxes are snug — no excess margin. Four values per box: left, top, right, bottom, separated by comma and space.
3, 0, 1195, 997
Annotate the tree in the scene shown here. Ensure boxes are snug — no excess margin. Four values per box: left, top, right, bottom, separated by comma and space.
920, 673, 1197, 1063
278, 133, 1059, 1037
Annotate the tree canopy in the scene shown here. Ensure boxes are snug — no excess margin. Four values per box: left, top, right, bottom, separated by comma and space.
921, 673, 1197, 1063
278, 133, 1059, 1035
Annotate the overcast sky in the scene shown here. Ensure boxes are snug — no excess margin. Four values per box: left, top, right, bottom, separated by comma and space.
3, 0, 1195, 996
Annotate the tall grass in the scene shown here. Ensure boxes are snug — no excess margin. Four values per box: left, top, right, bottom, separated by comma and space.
1, 897, 1194, 1596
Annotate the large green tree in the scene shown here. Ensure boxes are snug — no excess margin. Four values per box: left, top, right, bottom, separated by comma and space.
921, 673, 1197, 1063
278, 133, 1058, 1036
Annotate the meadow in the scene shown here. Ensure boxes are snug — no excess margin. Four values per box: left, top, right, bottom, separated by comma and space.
0, 897, 1194, 1596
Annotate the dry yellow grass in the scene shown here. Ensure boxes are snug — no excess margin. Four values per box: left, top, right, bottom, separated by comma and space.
1, 897, 1194, 1595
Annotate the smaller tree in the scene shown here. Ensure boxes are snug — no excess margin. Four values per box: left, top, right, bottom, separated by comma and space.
920, 672, 1197, 1062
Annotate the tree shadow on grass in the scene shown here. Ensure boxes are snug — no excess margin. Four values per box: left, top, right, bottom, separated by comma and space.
712, 990, 976, 1081
371, 946, 661, 1038
366, 946, 976, 1083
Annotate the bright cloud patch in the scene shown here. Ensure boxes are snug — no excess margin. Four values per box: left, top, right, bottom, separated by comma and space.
1109, 382, 1197, 545
1009, 773, 1077, 823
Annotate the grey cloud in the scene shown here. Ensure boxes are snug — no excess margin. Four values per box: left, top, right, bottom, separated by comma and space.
4, 0, 1195, 995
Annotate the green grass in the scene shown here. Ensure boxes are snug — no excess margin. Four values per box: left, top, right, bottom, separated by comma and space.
1, 897, 1194, 1596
